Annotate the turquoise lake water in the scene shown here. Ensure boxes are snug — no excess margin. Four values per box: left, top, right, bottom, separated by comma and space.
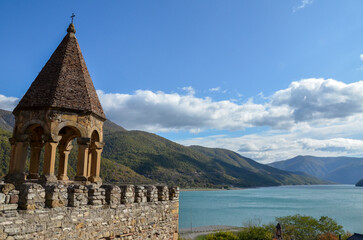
179, 185, 363, 233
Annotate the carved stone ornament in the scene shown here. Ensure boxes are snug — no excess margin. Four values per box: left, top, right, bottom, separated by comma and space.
77, 116, 90, 126
48, 112, 61, 122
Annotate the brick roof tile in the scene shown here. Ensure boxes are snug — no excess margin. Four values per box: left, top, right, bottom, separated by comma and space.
14, 23, 106, 119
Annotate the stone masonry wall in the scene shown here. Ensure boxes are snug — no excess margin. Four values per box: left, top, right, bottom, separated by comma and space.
0, 182, 179, 240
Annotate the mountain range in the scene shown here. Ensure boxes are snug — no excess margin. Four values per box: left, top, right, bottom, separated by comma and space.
270, 155, 363, 184
0, 109, 325, 188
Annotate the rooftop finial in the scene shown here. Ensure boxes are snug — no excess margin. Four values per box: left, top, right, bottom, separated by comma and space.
71, 13, 75, 24
67, 13, 76, 34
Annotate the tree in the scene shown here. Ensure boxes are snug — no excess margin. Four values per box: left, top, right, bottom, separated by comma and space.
237, 226, 273, 240
276, 215, 344, 240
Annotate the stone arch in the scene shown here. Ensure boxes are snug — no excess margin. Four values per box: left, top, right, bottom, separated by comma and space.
20, 120, 47, 136
91, 130, 100, 142
89, 127, 102, 142
55, 121, 88, 138
56, 126, 82, 181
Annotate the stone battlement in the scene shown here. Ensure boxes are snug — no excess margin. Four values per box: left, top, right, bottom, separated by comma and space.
0, 182, 179, 239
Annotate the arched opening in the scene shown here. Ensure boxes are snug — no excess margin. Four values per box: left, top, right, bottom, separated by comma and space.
26, 124, 45, 180
57, 126, 81, 181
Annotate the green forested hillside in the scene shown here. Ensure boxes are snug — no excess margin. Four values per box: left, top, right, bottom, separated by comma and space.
0, 128, 11, 176
0, 109, 326, 187
101, 130, 326, 187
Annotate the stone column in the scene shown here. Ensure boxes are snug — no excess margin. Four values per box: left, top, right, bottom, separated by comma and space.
87, 149, 92, 178
57, 143, 73, 181
28, 141, 44, 179
88, 142, 104, 183
75, 137, 90, 181
5, 137, 29, 182
41, 141, 59, 182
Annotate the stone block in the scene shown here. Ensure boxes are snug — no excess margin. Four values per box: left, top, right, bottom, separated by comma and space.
0, 184, 15, 194
0, 193, 5, 204
120, 185, 135, 204
9, 195, 18, 204
44, 183, 68, 208
146, 186, 158, 202
157, 186, 169, 201
135, 186, 147, 203
169, 186, 180, 200
18, 183, 45, 210
67, 184, 88, 207
101, 184, 121, 208
87, 184, 106, 205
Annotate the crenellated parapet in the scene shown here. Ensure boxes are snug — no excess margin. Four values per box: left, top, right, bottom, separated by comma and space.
0, 182, 179, 211
0, 182, 179, 239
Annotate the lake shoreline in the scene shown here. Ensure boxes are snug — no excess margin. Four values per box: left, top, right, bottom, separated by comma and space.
179, 225, 242, 240
180, 187, 244, 192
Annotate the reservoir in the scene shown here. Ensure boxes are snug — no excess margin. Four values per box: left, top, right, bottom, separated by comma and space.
179, 185, 363, 233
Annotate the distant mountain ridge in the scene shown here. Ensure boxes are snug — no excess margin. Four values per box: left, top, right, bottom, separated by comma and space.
0, 109, 326, 187
270, 155, 363, 184
0, 109, 15, 132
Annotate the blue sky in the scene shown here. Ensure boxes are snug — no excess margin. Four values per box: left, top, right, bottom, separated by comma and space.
2, 0, 363, 162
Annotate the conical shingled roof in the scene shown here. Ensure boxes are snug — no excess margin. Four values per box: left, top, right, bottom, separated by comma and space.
14, 23, 106, 120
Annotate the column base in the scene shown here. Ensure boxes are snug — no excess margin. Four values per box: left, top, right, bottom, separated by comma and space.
4, 172, 26, 183
57, 174, 69, 181
88, 176, 102, 183
40, 174, 58, 182
74, 175, 88, 182
27, 173, 40, 180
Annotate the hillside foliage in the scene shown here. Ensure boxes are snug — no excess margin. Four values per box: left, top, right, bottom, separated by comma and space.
0, 108, 326, 187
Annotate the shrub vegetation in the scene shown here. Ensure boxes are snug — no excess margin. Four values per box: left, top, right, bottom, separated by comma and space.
202, 215, 351, 240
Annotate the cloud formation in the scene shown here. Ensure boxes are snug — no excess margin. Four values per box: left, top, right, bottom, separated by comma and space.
0, 94, 18, 111
97, 78, 363, 162
271, 78, 363, 122
209, 87, 221, 92
293, 0, 313, 12
98, 78, 363, 133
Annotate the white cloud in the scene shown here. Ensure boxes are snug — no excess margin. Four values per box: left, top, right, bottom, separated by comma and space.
181, 86, 195, 95
97, 78, 363, 162
98, 78, 363, 134
209, 87, 221, 92
271, 78, 363, 122
0, 94, 19, 111
178, 128, 363, 163
293, 0, 313, 12
360, 54, 363, 61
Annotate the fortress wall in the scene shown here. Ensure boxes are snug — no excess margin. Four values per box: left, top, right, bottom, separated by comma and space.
0, 182, 179, 240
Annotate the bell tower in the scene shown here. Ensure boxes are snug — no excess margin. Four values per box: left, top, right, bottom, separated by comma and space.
6, 22, 106, 184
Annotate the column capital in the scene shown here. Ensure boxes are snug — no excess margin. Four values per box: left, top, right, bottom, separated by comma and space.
9, 134, 29, 144
44, 134, 62, 143
59, 142, 73, 152
94, 141, 105, 149
30, 141, 44, 149
77, 137, 91, 146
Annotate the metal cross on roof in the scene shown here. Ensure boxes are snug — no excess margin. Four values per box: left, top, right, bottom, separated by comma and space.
71, 13, 75, 23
